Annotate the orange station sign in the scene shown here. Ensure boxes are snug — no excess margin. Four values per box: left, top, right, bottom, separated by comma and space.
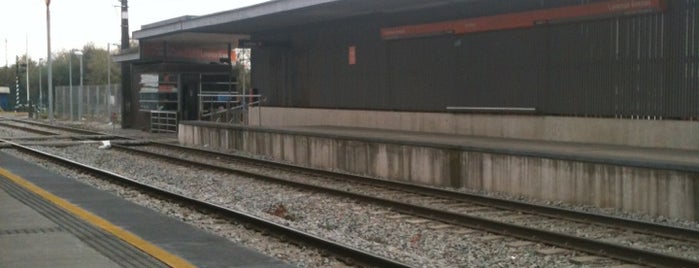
381, 0, 667, 40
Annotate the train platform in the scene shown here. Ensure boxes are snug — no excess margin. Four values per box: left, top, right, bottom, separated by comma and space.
184, 122, 699, 172
179, 121, 699, 221
0, 151, 291, 268
281, 125, 699, 172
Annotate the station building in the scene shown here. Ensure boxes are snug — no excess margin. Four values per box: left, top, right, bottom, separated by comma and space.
120, 0, 698, 148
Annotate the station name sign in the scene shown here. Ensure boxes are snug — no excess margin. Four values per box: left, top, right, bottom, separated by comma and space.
141, 42, 234, 63
608, 0, 658, 11
239, 40, 289, 48
381, 0, 666, 40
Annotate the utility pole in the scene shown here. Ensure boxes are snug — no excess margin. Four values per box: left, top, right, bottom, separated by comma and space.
120, 0, 131, 128
46, 0, 54, 123
69, 51, 73, 121
108, 43, 111, 122
39, 59, 43, 108
77, 51, 83, 120
26, 35, 30, 109
107, 43, 117, 123
121, 0, 129, 50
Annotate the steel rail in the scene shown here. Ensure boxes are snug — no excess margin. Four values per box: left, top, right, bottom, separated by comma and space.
8, 118, 106, 135
6, 134, 122, 141
0, 139, 410, 268
0, 121, 61, 136
0, 120, 121, 143
114, 144, 699, 268
148, 142, 699, 243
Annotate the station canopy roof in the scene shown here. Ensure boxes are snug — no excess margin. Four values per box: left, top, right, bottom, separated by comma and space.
133, 0, 477, 43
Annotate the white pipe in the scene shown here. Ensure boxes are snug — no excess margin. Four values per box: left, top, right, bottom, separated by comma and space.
446, 107, 536, 112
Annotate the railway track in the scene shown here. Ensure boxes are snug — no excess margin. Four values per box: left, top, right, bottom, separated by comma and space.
142, 142, 699, 242
115, 143, 699, 267
0, 138, 410, 268
2, 117, 699, 267
4, 119, 104, 135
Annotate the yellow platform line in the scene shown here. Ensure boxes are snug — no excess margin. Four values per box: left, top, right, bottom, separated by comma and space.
0, 167, 196, 268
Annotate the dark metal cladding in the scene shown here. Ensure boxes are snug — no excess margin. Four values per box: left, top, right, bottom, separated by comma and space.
251, 0, 699, 119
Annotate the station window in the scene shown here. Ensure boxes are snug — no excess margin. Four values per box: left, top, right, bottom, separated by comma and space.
138, 73, 179, 112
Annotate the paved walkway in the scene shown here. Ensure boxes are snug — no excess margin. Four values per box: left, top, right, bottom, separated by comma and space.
284, 125, 699, 172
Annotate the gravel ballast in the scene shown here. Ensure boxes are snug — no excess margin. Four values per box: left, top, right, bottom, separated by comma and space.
2, 119, 697, 267
13, 144, 626, 267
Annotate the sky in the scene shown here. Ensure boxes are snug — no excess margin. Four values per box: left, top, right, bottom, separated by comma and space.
0, 0, 270, 65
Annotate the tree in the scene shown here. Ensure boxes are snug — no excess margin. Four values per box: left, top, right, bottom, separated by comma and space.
0, 44, 122, 110
80, 43, 121, 85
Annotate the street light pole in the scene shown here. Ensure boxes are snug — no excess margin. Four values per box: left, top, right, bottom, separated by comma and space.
107, 43, 116, 122
46, 0, 54, 123
25, 37, 30, 109
69, 50, 73, 121
76, 51, 83, 120
107, 44, 111, 122
39, 58, 43, 109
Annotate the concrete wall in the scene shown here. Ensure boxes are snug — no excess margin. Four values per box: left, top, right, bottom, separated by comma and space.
179, 122, 699, 220
248, 107, 699, 150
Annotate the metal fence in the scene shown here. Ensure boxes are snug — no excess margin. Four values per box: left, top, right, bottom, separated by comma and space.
54, 85, 122, 122
256, 0, 699, 120
539, 1, 699, 119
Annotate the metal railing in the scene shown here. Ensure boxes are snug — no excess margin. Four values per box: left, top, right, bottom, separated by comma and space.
198, 92, 261, 124
150, 110, 177, 133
